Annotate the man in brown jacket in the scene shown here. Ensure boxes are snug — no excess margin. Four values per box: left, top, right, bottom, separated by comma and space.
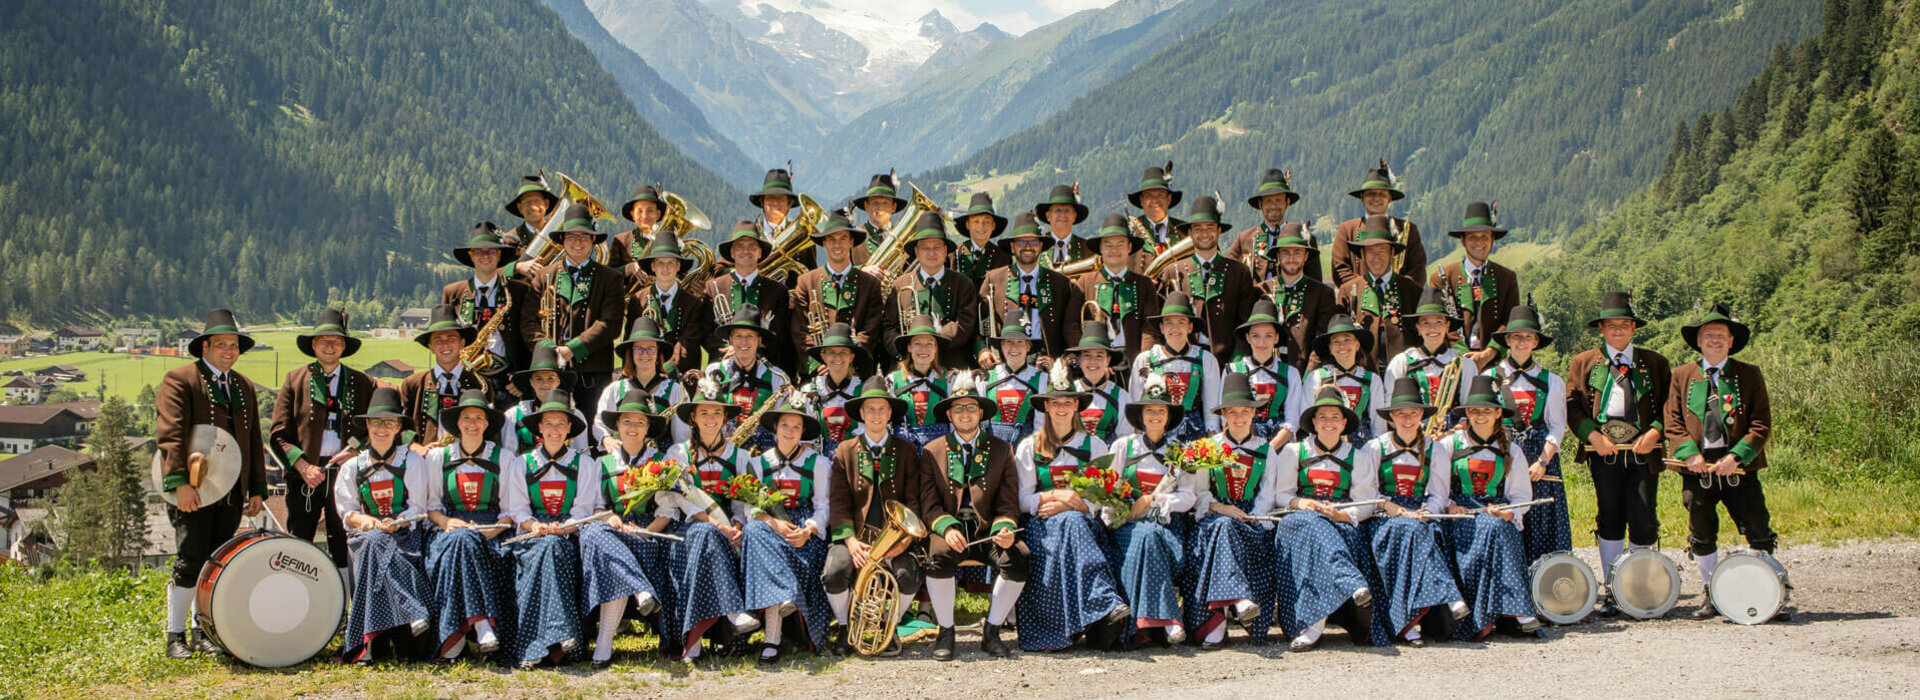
1564, 291, 1672, 617
824, 378, 925, 654
443, 223, 531, 407
1664, 304, 1779, 620
1074, 214, 1162, 371
918, 374, 1027, 659
789, 213, 885, 375
1329, 160, 1426, 286
704, 221, 794, 374
1257, 223, 1337, 372
1225, 168, 1323, 285
1332, 216, 1423, 371
401, 305, 489, 452
881, 214, 981, 370
628, 229, 716, 375
1428, 201, 1520, 368
520, 204, 627, 410
1154, 196, 1258, 366
269, 309, 375, 574
978, 217, 1084, 363
158, 309, 268, 659
605, 184, 665, 288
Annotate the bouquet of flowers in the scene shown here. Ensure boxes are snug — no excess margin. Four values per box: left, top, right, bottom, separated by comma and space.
1166, 437, 1232, 474
617, 459, 685, 516
724, 473, 790, 522
1068, 458, 1137, 527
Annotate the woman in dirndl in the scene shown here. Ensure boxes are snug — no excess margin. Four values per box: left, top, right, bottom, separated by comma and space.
655, 377, 763, 661
423, 390, 515, 661
801, 322, 868, 457
593, 316, 691, 453
1356, 378, 1469, 647
1435, 375, 1541, 640
1483, 305, 1571, 563
1105, 373, 1198, 647
1185, 373, 1279, 647
1130, 292, 1219, 442
1225, 299, 1304, 443
740, 399, 834, 662
979, 307, 1047, 447
1302, 314, 1389, 447
1063, 321, 1131, 443
500, 389, 603, 668
704, 303, 791, 453
887, 314, 952, 448
333, 386, 436, 663
1259, 386, 1379, 651
577, 387, 673, 668
499, 342, 591, 455
1013, 376, 1129, 652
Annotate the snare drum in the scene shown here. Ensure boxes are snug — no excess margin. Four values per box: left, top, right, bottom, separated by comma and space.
194, 529, 345, 668
1610, 547, 1681, 619
1709, 550, 1792, 625
1529, 550, 1598, 624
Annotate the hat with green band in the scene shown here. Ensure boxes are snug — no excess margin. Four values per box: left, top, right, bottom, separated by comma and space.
1082, 213, 1144, 255
892, 313, 950, 356
1312, 313, 1374, 362
1032, 184, 1089, 224
1490, 305, 1554, 348
1176, 196, 1231, 233
715, 303, 777, 344
1374, 377, 1437, 420
297, 308, 361, 358
1126, 371, 1188, 429
439, 389, 505, 439
720, 219, 774, 262
1400, 285, 1463, 334
518, 389, 587, 440
1126, 164, 1184, 209
620, 184, 663, 223
1456, 375, 1513, 415
1303, 385, 1360, 435
188, 308, 256, 358
994, 211, 1054, 251
813, 212, 868, 246
903, 212, 956, 254
601, 386, 670, 440
1244, 168, 1302, 208
1211, 371, 1263, 414
1067, 321, 1124, 360
412, 304, 478, 347
503, 175, 559, 219
452, 222, 519, 267
749, 168, 801, 208
1346, 159, 1405, 201
1447, 201, 1507, 239
677, 372, 746, 423
1348, 215, 1405, 251
357, 386, 412, 427
615, 316, 669, 360
955, 193, 1008, 236
758, 397, 823, 441
549, 203, 607, 244
1152, 291, 1201, 321
842, 375, 908, 421
639, 229, 694, 264
807, 322, 871, 367
931, 370, 995, 423
856, 173, 908, 212
1027, 363, 1091, 413
1259, 222, 1316, 256
1586, 290, 1646, 328
513, 342, 578, 395
1236, 298, 1284, 338
1681, 302, 1750, 356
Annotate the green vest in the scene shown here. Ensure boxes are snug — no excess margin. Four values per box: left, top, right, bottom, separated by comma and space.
1449, 434, 1510, 500
1295, 442, 1353, 500
439, 443, 502, 513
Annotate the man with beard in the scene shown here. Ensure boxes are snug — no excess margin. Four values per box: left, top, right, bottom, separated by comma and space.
1226, 168, 1323, 285
978, 216, 1083, 364
1153, 196, 1257, 366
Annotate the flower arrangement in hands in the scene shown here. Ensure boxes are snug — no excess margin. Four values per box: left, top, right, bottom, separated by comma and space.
1069, 459, 1137, 526
725, 473, 790, 521
617, 459, 685, 516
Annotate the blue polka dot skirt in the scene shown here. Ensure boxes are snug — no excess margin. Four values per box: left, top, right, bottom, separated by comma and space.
1363, 512, 1464, 644
505, 517, 583, 664
424, 512, 512, 660
1272, 512, 1373, 641
1018, 510, 1125, 651
341, 526, 434, 662
1444, 512, 1534, 640
662, 519, 748, 659
1187, 508, 1277, 642
1516, 423, 1572, 563
740, 502, 831, 652
1109, 517, 1186, 638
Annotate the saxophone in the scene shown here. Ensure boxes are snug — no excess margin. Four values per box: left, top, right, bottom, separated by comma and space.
458, 285, 514, 376
731, 385, 789, 448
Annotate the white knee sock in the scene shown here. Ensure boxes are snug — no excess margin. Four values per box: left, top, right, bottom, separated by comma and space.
166, 585, 193, 634
337, 566, 352, 597
987, 578, 1025, 626
1597, 538, 1626, 581
594, 600, 626, 662
1296, 618, 1326, 644
1203, 622, 1226, 645
927, 578, 957, 628
762, 605, 783, 646
1697, 552, 1720, 585
828, 591, 851, 625
893, 595, 913, 624
474, 619, 497, 648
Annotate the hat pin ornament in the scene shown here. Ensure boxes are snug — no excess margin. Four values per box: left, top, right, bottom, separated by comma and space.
1050, 357, 1074, 392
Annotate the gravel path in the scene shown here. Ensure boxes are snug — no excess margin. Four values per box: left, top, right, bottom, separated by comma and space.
466, 541, 1920, 698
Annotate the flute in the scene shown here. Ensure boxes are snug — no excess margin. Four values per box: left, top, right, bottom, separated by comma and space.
503, 511, 615, 544
1248, 498, 1388, 521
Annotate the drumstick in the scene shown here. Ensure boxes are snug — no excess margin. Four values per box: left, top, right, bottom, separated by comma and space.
963, 529, 1023, 547
503, 512, 615, 544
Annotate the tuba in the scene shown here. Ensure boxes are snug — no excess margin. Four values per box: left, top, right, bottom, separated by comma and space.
847, 500, 929, 655
658, 190, 711, 236
760, 194, 824, 283
524, 173, 614, 266
867, 184, 941, 286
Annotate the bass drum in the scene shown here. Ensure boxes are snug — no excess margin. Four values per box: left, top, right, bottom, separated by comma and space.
1609, 547, 1682, 620
1709, 550, 1792, 625
1528, 550, 1598, 624
195, 529, 345, 668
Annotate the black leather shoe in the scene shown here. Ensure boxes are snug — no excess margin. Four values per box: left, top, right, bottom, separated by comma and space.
828, 624, 852, 656
1407, 636, 1428, 648
1691, 604, 1719, 620
981, 623, 1011, 657
1596, 595, 1621, 618
932, 626, 956, 661
166, 632, 193, 659
590, 657, 614, 670
191, 628, 225, 656
756, 643, 782, 665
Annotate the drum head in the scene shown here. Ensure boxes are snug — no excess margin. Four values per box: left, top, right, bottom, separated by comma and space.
1611, 549, 1681, 619
202, 534, 344, 667
1710, 553, 1787, 625
1530, 551, 1598, 624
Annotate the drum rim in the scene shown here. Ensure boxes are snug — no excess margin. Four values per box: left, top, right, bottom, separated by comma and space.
1709, 553, 1788, 625
1610, 549, 1682, 619
200, 532, 344, 667
1529, 551, 1598, 624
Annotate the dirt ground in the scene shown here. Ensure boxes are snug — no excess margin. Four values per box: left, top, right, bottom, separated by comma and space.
439, 540, 1920, 699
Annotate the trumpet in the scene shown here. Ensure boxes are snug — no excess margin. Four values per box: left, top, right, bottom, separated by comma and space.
805, 294, 832, 348
896, 280, 920, 335
708, 278, 734, 324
